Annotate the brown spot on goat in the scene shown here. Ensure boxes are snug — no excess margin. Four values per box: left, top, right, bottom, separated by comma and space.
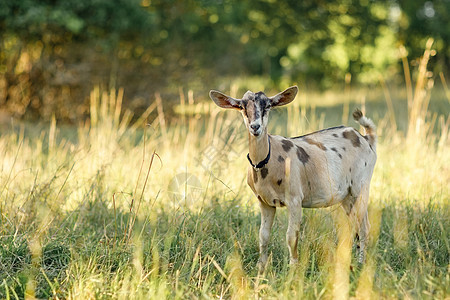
342, 147, 346, 151
281, 139, 294, 152
343, 130, 361, 147
278, 155, 285, 163
332, 133, 339, 137
296, 146, 310, 164
331, 147, 342, 159
261, 167, 269, 179
277, 179, 282, 186
304, 137, 327, 150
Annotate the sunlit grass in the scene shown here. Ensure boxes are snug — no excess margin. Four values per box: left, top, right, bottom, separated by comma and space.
1, 57, 449, 298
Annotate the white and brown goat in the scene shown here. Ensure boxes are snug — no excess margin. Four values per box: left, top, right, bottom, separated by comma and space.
209, 86, 377, 272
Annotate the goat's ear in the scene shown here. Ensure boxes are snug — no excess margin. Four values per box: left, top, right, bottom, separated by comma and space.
269, 86, 298, 107
209, 90, 242, 110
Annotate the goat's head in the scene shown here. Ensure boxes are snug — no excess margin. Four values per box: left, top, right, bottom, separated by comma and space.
209, 86, 298, 137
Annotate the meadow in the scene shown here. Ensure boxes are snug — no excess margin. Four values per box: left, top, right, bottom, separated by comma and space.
1, 58, 449, 298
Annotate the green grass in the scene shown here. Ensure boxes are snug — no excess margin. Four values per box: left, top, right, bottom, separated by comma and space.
0, 74, 449, 298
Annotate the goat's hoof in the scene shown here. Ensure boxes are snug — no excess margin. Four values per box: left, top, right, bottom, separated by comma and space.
289, 258, 299, 265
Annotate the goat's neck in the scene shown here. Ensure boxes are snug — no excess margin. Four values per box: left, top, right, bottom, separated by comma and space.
248, 129, 270, 165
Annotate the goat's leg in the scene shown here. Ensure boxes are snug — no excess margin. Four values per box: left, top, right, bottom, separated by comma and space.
258, 201, 276, 273
349, 185, 370, 264
286, 203, 302, 265
357, 186, 370, 264
342, 184, 370, 264
358, 211, 369, 263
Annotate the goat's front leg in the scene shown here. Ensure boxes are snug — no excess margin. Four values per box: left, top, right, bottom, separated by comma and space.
286, 202, 302, 265
258, 201, 276, 273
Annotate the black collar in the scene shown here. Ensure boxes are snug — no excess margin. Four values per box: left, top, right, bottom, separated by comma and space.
247, 137, 271, 171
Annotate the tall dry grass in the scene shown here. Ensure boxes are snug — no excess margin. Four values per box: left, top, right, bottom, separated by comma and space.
0, 43, 448, 299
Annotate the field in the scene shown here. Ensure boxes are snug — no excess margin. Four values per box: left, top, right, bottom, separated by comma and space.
1, 70, 449, 298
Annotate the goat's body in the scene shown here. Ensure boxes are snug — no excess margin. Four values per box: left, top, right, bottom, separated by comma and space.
247, 126, 376, 210
247, 116, 377, 269
209, 86, 377, 272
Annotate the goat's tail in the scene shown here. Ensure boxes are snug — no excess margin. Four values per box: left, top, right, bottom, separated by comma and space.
353, 108, 377, 150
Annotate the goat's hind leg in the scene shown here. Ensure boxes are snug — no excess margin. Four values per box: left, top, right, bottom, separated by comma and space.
357, 209, 369, 263
258, 201, 276, 273
356, 186, 370, 264
342, 185, 370, 264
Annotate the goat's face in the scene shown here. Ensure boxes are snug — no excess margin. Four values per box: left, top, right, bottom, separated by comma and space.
241, 91, 270, 136
209, 86, 298, 137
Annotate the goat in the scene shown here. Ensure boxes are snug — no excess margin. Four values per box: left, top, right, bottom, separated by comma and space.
209, 86, 377, 272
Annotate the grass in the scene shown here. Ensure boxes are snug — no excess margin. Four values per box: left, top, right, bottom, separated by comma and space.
1, 53, 449, 298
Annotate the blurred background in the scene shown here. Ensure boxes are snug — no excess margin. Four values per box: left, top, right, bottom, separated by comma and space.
1, 2, 449, 298
0, 0, 449, 122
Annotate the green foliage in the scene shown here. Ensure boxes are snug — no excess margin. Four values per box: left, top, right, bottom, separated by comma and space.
1, 0, 448, 82
398, 0, 450, 70
0, 1, 449, 120
0, 236, 31, 299
0, 0, 152, 41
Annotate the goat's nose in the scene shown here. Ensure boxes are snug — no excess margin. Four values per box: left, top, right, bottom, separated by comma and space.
250, 124, 260, 131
